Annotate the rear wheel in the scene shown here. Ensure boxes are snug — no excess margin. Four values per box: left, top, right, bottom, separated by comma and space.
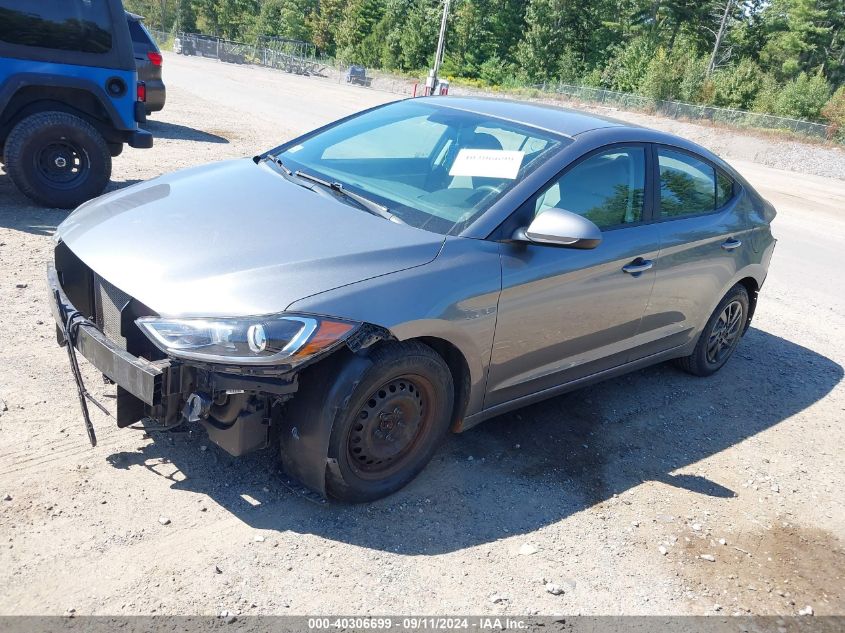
676, 284, 749, 377
4, 111, 111, 208
324, 342, 454, 502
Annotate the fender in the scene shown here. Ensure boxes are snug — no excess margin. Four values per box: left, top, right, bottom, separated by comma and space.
699, 261, 771, 337
0, 73, 137, 132
278, 350, 373, 497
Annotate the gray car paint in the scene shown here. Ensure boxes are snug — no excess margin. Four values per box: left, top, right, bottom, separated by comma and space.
288, 236, 502, 420
55, 158, 445, 317
55, 97, 775, 432
488, 221, 663, 407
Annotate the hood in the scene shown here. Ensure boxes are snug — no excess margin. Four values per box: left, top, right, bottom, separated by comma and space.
55, 159, 445, 317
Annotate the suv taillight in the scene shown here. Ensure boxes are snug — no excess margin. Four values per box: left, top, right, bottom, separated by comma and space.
137, 82, 146, 102
147, 51, 162, 66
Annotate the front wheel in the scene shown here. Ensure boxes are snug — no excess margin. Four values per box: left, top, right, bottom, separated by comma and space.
676, 284, 749, 377
3, 111, 112, 208
307, 342, 454, 502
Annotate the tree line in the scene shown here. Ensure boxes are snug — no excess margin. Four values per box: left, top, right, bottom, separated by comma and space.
125, 0, 845, 131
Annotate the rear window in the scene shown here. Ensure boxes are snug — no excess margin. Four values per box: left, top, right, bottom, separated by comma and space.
128, 19, 154, 46
0, 0, 113, 54
658, 149, 725, 218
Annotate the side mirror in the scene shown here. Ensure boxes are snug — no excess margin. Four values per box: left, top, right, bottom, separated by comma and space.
512, 208, 602, 249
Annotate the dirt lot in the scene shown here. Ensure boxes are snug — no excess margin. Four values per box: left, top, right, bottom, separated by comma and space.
1, 54, 844, 617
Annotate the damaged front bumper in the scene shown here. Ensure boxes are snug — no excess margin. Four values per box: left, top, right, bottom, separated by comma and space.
48, 263, 169, 410
47, 263, 297, 456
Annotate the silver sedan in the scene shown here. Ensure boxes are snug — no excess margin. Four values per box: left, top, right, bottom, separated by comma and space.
48, 97, 776, 501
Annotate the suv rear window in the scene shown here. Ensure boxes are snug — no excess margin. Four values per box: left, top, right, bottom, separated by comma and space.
128, 19, 154, 46
0, 0, 112, 54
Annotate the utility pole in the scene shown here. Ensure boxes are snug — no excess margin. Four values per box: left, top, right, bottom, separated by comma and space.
425, 0, 451, 95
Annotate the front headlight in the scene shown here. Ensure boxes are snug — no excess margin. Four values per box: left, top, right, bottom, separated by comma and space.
135, 314, 358, 365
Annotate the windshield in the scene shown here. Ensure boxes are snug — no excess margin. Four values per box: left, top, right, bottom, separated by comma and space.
274, 100, 567, 235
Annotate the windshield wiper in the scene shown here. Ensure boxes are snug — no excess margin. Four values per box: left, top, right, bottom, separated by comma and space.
262, 153, 295, 176
293, 170, 405, 224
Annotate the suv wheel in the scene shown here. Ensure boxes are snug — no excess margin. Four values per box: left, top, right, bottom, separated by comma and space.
676, 284, 749, 377
4, 111, 112, 208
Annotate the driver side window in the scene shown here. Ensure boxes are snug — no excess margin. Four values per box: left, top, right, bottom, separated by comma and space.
535, 147, 646, 229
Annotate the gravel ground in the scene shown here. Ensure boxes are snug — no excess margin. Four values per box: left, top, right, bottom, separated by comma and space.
0, 54, 843, 617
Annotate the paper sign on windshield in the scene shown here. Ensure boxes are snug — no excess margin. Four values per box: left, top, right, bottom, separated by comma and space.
449, 149, 525, 180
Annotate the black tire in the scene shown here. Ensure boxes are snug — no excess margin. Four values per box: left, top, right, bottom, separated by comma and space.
301, 341, 454, 503
3, 111, 111, 209
676, 284, 749, 377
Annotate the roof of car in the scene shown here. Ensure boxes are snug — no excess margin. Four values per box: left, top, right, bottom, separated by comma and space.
423, 96, 634, 138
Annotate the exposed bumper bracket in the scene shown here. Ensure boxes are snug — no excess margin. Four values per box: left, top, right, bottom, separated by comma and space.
48, 264, 168, 410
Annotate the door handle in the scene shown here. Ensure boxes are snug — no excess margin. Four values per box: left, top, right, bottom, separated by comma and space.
622, 258, 654, 275
721, 238, 742, 251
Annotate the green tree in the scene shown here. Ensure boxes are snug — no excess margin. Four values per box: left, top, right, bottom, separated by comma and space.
123, 0, 177, 29
759, 0, 839, 80
640, 38, 707, 101
822, 85, 845, 139
128, 0, 842, 128
335, 0, 386, 64
251, 0, 317, 41
602, 36, 658, 92
192, 0, 221, 35
772, 70, 832, 118
176, 0, 198, 31
449, 0, 526, 78
214, 0, 258, 40
308, 0, 344, 54
516, 0, 598, 81
713, 58, 765, 109
396, 1, 442, 70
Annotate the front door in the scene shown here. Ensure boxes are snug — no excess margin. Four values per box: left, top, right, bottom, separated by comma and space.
485, 145, 661, 408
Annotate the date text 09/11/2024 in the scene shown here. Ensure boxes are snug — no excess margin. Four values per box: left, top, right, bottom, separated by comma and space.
306, 617, 531, 630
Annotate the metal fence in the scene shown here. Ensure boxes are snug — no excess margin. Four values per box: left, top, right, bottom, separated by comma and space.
148, 29, 835, 142
152, 30, 330, 76
151, 29, 419, 94
451, 81, 835, 140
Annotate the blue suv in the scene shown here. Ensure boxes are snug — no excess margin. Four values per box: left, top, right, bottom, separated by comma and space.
0, 0, 152, 208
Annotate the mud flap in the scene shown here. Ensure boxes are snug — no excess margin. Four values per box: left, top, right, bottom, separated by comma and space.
278, 351, 373, 498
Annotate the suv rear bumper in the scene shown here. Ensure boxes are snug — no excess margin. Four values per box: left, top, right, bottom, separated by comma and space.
127, 128, 153, 149
144, 80, 166, 113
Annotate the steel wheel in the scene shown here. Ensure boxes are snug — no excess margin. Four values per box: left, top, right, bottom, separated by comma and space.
34, 140, 90, 189
4, 112, 111, 208
705, 299, 744, 364
346, 374, 435, 479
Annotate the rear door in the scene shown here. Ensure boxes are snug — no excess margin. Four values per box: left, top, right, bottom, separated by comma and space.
485, 144, 662, 408
633, 145, 752, 357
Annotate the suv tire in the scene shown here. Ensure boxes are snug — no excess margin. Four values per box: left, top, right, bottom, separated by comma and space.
4, 111, 112, 208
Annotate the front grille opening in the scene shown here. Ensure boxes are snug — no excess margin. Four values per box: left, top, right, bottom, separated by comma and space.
94, 274, 130, 350
55, 242, 165, 362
